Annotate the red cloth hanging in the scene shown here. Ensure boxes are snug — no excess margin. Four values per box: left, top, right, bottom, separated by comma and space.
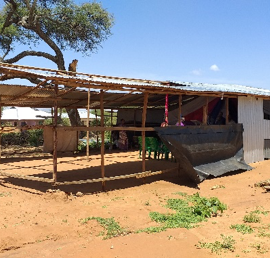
165, 94, 169, 124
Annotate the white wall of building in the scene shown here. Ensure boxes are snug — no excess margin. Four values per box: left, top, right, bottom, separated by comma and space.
238, 96, 270, 163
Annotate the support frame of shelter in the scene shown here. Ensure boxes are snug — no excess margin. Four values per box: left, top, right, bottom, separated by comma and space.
0, 62, 269, 191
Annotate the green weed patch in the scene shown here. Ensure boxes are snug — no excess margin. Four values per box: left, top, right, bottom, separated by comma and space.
141, 192, 227, 232
79, 216, 128, 239
230, 224, 254, 234
198, 234, 235, 254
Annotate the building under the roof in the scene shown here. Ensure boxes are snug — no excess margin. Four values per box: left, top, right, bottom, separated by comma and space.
0, 62, 270, 189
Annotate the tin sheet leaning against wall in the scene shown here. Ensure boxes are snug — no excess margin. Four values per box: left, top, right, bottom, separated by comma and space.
155, 124, 251, 183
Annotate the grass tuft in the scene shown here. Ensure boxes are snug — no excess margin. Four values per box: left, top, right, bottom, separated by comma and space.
79, 216, 128, 239
230, 224, 254, 234
198, 234, 235, 254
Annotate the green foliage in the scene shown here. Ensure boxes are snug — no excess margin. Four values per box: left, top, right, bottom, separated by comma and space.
0, 1, 114, 59
1, 129, 43, 147
43, 117, 71, 126
250, 243, 268, 254
27, 129, 43, 146
79, 216, 127, 239
0, 192, 11, 197
173, 192, 188, 197
188, 192, 227, 217
230, 224, 254, 234
243, 212, 262, 223
198, 234, 236, 254
252, 208, 269, 216
256, 224, 270, 238
146, 193, 227, 231
136, 226, 166, 234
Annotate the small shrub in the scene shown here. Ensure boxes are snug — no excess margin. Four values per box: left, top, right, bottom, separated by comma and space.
244, 212, 261, 223
230, 224, 254, 234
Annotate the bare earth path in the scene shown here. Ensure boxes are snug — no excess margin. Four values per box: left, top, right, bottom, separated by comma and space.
1, 150, 270, 258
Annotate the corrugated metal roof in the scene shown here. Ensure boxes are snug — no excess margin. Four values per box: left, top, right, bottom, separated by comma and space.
169, 81, 270, 97
1, 63, 270, 110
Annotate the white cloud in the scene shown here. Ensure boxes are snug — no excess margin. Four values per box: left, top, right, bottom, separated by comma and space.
210, 64, 220, 72
191, 69, 202, 76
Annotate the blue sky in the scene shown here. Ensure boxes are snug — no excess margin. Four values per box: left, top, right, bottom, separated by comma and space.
3, 0, 270, 89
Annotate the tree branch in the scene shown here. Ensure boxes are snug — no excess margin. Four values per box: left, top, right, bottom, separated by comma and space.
1, 1, 18, 33
0, 73, 43, 85
4, 50, 57, 64
33, 21, 65, 70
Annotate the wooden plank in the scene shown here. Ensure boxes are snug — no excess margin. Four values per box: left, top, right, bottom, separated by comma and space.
55, 167, 177, 186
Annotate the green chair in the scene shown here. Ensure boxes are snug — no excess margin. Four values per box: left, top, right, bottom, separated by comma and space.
138, 136, 160, 159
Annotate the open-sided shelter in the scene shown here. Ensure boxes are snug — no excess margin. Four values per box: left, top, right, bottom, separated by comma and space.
0, 63, 270, 189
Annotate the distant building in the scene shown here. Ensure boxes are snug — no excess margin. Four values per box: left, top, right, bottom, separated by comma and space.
1, 107, 51, 126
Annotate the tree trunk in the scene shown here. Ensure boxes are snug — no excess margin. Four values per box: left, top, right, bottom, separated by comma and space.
66, 108, 82, 126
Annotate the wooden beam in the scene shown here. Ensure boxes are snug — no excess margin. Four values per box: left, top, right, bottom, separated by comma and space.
100, 90, 105, 191
56, 126, 156, 132
202, 97, 209, 125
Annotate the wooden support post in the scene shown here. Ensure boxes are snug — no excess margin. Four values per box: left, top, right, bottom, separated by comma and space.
225, 97, 229, 124
95, 109, 99, 144
86, 88, 90, 160
178, 95, 182, 124
142, 92, 149, 174
109, 109, 113, 150
53, 84, 58, 184
203, 97, 209, 125
0, 100, 2, 163
100, 90, 105, 191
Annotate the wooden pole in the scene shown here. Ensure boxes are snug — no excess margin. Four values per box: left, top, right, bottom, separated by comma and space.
225, 97, 229, 124
110, 109, 113, 150
142, 92, 149, 174
86, 88, 90, 160
178, 95, 182, 124
203, 97, 209, 125
100, 90, 105, 191
53, 84, 58, 184
0, 100, 2, 163
95, 109, 99, 144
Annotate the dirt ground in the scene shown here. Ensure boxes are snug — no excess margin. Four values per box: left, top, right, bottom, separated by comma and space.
1, 148, 270, 258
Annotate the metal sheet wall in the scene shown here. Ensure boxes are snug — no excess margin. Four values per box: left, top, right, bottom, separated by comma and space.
238, 96, 270, 163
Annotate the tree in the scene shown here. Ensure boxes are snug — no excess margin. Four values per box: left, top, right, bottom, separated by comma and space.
0, 0, 114, 126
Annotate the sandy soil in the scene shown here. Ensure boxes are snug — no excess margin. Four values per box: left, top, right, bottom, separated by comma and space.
1, 149, 270, 258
